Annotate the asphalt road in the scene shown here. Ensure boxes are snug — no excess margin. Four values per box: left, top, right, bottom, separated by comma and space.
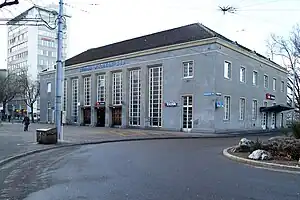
1, 138, 299, 200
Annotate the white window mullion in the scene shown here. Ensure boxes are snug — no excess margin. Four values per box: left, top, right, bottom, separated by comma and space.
71, 79, 78, 122
148, 66, 162, 127
63, 80, 67, 112
97, 75, 106, 102
112, 72, 122, 105
83, 76, 91, 106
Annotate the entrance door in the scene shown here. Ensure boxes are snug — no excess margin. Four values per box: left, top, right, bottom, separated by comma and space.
271, 112, 276, 129
83, 108, 91, 125
96, 107, 106, 127
280, 113, 284, 128
261, 101, 268, 129
112, 107, 122, 126
271, 103, 276, 129
182, 96, 193, 132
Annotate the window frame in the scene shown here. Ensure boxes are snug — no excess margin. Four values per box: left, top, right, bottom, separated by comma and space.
240, 66, 246, 83
83, 76, 91, 106
224, 60, 232, 80
264, 74, 269, 88
252, 99, 258, 120
281, 80, 284, 92
239, 97, 246, 120
252, 70, 258, 86
273, 78, 276, 91
47, 82, 51, 93
182, 60, 194, 79
224, 95, 231, 121
97, 74, 106, 103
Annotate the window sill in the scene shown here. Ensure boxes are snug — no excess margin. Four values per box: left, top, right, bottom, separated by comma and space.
183, 76, 194, 79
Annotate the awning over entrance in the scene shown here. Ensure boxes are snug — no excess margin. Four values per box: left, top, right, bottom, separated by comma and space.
259, 104, 293, 113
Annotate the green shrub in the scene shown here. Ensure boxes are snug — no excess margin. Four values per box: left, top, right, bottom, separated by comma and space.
281, 129, 289, 137
291, 122, 300, 139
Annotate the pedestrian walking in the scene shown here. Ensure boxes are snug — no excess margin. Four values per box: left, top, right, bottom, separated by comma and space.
22, 115, 30, 131
8, 115, 11, 123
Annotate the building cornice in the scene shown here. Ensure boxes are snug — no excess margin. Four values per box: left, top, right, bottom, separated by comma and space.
216, 39, 287, 74
40, 37, 287, 75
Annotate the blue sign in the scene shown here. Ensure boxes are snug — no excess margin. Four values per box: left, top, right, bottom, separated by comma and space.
204, 92, 214, 96
79, 60, 126, 72
215, 101, 224, 108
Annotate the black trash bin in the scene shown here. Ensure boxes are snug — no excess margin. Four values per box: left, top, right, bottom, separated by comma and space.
36, 128, 58, 144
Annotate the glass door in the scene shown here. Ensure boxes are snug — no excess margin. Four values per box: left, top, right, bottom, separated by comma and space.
182, 96, 193, 132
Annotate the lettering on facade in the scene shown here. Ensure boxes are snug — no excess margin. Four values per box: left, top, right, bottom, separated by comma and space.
79, 60, 126, 72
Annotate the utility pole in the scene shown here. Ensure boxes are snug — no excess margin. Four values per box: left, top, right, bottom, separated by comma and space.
55, 0, 64, 141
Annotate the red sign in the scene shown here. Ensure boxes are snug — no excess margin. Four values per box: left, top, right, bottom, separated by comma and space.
95, 102, 105, 107
266, 93, 275, 100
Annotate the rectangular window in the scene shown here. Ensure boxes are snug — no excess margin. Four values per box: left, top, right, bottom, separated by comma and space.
149, 66, 163, 127
129, 69, 141, 126
252, 100, 258, 120
224, 61, 231, 79
252, 71, 258, 85
112, 72, 122, 105
281, 81, 284, 92
97, 74, 106, 102
239, 98, 245, 120
47, 82, 51, 93
63, 80, 67, 112
224, 96, 231, 120
71, 79, 78, 122
83, 76, 91, 106
183, 61, 194, 78
273, 78, 276, 91
264, 75, 269, 88
240, 67, 245, 83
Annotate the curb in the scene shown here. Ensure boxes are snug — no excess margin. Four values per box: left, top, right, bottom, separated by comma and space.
223, 147, 300, 173
0, 131, 283, 168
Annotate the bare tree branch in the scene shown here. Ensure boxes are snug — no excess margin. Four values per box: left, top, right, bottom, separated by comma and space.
267, 24, 300, 121
0, 0, 19, 9
18, 74, 40, 122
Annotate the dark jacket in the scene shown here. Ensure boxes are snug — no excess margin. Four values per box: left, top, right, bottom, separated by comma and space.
23, 116, 30, 125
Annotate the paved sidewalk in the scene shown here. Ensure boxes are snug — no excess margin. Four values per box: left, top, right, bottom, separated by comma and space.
0, 122, 279, 161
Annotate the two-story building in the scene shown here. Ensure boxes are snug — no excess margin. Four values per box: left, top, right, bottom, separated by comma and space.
39, 23, 291, 133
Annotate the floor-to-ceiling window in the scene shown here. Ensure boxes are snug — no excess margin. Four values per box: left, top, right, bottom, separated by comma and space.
148, 66, 163, 127
97, 74, 106, 103
112, 72, 122, 105
129, 69, 141, 126
71, 79, 78, 122
83, 76, 91, 106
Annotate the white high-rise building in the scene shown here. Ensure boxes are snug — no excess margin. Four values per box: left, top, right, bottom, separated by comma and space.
6, 5, 70, 116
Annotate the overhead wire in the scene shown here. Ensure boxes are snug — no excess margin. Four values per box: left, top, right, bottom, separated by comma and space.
239, 0, 297, 9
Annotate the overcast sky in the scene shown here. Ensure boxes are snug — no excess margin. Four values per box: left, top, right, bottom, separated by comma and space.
0, 0, 299, 69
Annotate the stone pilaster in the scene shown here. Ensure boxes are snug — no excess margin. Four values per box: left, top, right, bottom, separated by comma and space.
90, 73, 97, 126
121, 69, 129, 128
105, 71, 112, 127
